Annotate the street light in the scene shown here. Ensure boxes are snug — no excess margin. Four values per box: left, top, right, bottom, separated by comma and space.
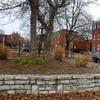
18, 38, 21, 56
3, 36, 5, 48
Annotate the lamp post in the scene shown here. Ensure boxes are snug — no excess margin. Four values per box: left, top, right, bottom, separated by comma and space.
18, 38, 21, 56
3, 36, 5, 48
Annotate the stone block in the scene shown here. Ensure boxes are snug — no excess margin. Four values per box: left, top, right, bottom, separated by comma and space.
63, 91, 70, 93
46, 81, 56, 85
70, 80, 77, 83
4, 80, 14, 85
7, 90, 15, 94
63, 85, 70, 91
93, 87, 100, 91
57, 75, 72, 80
15, 75, 29, 80
10, 85, 21, 90
4, 75, 15, 80
86, 88, 93, 91
60, 80, 69, 84
94, 74, 100, 79
37, 81, 45, 85
39, 91, 48, 94
39, 87, 45, 91
43, 76, 57, 81
0, 85, 10, 90
32, 85, 38, 94
0, 81, 3, 85
89, 83, 95, 87
78, 79, 88, 83
57, 85, 63, 93
95, 83, 100, 86
15, 90, 26, 93
46, 87, 52, 91
30, 80, 36, 84
15, 80, 29, 84
24, 85, 31, 90
27, 90, 31, 94
0, 75, 4, 80
49, 91, 56, 93
73, 74, 94, 79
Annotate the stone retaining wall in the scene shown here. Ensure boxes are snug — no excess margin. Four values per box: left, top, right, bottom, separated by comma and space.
0, 74, 100, 94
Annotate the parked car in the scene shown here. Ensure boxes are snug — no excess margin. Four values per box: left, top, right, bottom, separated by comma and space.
91, 52, 100, 63
22, 48, 29, 53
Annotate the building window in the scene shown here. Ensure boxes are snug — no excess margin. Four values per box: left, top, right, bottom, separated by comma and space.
93, 35, 96, 40
98, 34, 100, 40
92, 23, 96, 30
92, 45, 96, 51
97, 23, 100, 29
98, 44, 100, 51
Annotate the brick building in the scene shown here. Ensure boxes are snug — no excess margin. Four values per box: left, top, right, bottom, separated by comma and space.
51, 29, 92, 52
51, 29, 77, 50
92, 21, 100, 52
51, 30, 66, 49
75, 37, 92, 52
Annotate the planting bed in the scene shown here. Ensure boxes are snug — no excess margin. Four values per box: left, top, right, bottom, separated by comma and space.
0, 59, 99, 74
0, 48, 97, 74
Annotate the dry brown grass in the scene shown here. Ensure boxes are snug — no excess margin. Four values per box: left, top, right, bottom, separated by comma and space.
75, 54, 92, 67
53, 45, 64, 61
0, 44, 8, 60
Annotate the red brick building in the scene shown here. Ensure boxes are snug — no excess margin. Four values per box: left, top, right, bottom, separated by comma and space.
51, 29, 92, 52
75, 38, 92, 52
51, 29, 77, 50
92, 21, 100, 52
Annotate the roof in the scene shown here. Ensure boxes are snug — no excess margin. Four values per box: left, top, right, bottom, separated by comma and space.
53, 29, 78, 37
0, 29, 4, 35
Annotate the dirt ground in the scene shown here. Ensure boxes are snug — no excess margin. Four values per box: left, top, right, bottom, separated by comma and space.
0, 49, 99, 74
0, 92, 100, 100
0, 58, 100, 74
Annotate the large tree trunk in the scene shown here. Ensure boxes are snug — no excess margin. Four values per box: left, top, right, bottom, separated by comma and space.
43, 29, 53, 59
65, 33, 70, 57
65, 32, 74, 58
65, 31, 72, 58
29, 0, 38, 58
38, 30, 44, 57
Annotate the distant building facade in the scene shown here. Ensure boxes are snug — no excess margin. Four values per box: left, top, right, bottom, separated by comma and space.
92, 21, 100, 52
0, 34, 11, 46
51, 29, 92, 52
51, 29, 76, 49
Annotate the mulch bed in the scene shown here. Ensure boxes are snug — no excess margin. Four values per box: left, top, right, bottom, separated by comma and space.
0, 92, 100, 100
0, 49, 99, 74
0, 59, 99, 74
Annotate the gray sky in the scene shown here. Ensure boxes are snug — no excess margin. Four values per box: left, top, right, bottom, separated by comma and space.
87, 0, 100, 20
0, 0, 100, 38
0, 19, 25, 37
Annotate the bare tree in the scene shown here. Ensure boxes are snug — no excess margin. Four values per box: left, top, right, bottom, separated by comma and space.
0, 0, 72, 57
0, 0, 38, 57
55, 0, 94, 57
0, 0, 95, 58
37, 0, 72, 56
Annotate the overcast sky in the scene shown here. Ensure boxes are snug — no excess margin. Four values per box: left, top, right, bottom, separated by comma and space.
87, 0, 100, 20
0, 0, 100, 38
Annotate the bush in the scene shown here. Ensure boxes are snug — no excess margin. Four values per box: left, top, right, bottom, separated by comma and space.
0, 45, 8, 60
54, 45, 64, 61
75, 54, 92, 67
13, 57, 44, 66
